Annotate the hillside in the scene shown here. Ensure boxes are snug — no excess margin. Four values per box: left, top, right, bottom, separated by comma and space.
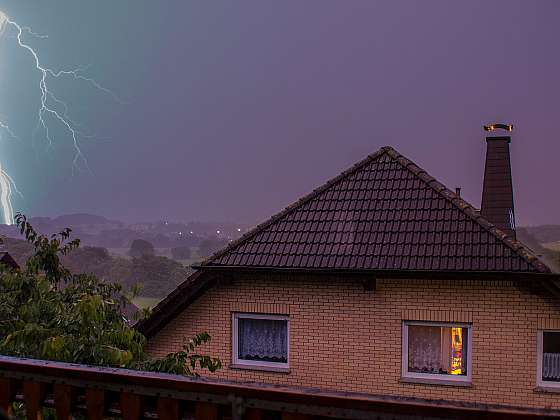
523, 224, 560, 245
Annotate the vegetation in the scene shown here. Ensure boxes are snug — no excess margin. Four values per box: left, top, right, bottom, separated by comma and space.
2, 237, 193, 298
128, 255, 189, 297
129, 238, 155, 257
132, 296, 161, 310
171, 245, 192, 260
198, 238, 229, 257
0, 214, 221, 375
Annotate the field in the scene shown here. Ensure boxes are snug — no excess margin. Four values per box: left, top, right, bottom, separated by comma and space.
132, 296, 162, 310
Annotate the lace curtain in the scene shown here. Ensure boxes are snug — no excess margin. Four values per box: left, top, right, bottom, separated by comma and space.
543, 353, 560, 380
408, 325, 453, 374
238, 318, 287, 362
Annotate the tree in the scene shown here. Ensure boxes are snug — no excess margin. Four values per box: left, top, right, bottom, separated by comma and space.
125, 255, 189, 298
62, 246, 113, 277
171, 245, 191, 260
0, 214, 221, 376
129, 239, 155, 257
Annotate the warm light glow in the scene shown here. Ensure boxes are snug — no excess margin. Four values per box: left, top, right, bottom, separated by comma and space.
449, 327, 463, 375
484, 123, 514, 132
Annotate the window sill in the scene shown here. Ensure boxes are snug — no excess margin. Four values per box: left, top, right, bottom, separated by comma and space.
400, 376, 472, 388
535, 385, 560, 394
229, 363, 291, 374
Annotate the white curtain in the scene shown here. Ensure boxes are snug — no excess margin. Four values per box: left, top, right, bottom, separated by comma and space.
238, 318, 287, 362
543, 353, 560, 380
408, 325, 442, 373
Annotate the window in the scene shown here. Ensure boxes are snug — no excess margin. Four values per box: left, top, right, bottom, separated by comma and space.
232, 313, 289, 370
402, 321, 471, 384
537, 331, 560, 388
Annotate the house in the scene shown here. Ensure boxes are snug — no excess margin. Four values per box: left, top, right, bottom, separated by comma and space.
137, 130, 560, 411
0, 250, 19, 270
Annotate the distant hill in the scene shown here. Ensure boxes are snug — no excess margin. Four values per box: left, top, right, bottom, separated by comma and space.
522, 225, 560, 245
50, 213, 122, 227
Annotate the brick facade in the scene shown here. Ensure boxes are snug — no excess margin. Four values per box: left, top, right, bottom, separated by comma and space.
146, 273, 560, 409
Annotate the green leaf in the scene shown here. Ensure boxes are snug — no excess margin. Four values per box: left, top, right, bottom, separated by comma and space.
0, 214, 221, 376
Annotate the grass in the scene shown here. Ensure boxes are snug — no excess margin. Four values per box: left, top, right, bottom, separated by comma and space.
132, 296, 162, 310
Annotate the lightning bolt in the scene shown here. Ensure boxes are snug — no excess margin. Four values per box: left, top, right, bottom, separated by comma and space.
0, 162, 16, 225
0, 10, 120, 225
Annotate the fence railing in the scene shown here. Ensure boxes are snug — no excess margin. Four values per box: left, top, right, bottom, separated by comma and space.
0, 355, 559, 420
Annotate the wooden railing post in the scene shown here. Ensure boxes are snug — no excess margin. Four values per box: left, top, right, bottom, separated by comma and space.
120, 393, 142, 420
86, 389, 105, 420
245, 407, 264, 420
195, 402, 218, 420
23, 382, 45, 420
0, 378, 16, 416
157, 397, 180, 420
53, 384, 74, 420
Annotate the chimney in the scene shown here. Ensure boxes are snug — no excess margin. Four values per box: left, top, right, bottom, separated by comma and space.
481, 123, 516, 239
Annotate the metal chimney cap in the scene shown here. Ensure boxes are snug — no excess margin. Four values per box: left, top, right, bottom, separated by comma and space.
483, 123, 513, 132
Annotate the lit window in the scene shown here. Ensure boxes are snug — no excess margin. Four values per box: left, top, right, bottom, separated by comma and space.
232, 313, 289, 370
402, 321, 471, 383
537, 331, 560, 388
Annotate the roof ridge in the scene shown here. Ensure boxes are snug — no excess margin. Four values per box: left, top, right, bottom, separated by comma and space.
383, 148, 551, 274
200, 146, 392, 266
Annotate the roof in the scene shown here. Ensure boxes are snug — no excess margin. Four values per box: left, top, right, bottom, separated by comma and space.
0, 251, 19, 270
137, 145, 553, 337
200, 146, 549, 273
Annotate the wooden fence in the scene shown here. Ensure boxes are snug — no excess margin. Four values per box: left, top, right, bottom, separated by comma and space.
0, 356, 559, 420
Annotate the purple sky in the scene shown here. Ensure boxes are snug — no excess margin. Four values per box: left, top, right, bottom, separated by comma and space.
1, 1, 559, 226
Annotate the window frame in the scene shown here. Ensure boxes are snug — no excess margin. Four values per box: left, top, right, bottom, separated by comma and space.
402, 320, 472, 385
536, 330, 560, 389
232, 312, 290, 370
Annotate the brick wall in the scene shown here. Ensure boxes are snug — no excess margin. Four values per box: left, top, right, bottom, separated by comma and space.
146, 273, 560, 409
